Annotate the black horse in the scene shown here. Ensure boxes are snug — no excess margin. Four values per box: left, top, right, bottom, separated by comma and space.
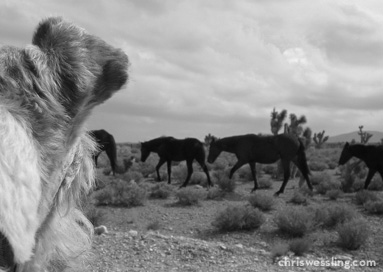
339, 142, 383, 189
207, 134, 312, 195
90, 129, 117, 175
140, 137, 212, 188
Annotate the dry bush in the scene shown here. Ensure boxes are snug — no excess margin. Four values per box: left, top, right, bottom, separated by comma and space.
172, 164, 189, 183
289, 237, 312, 256
258, 177, 273, 189
263, 164, 277, 175
289, 191, 308, 205
149, 183, 173, 199
364, 200, 383, 215
84, 206, 106, 227
212, 170, 236, 193
122, 170, 144, 183
314, 204, 358, 229
270, 242, 290, 261
175, 187, 206, 206
212, 204, 265, 232
326, 189, 342, 200
206, 187, 226, 200
354, 190, 379, 206
189, 171, 208, 186
337, 218, 369, 250
308, 161, 328, 171
274, 206, 314, 237
316, 179, 341, 195
94, 180, 147, 207
310, 172, 332, 186
368, 176, 383, 191
146, 220, 161, 231
248, 193, 275, 212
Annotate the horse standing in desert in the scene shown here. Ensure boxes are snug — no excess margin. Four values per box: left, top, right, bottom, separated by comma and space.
140, 137, 213, 188
90, 129, 118, 175
0, 17, 129, 271
339, 142, 383, 189
207, 134, 312, 195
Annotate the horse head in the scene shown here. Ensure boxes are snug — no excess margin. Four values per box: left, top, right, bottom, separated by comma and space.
0, 17, 129, 271
338, 142, 353, 165
207, 138, 222, 164
140, 142, 151, 162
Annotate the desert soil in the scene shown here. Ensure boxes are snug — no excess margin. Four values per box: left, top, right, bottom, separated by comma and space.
88, 172, 382, 272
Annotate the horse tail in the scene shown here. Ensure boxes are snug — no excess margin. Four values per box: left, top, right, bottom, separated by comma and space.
108, 133, 117, 174
297, 139, 310, 176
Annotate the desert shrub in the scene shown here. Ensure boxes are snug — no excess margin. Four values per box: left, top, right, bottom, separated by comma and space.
309, 161, 328, 171
258, 177, 273, 189
368, 176, 383, 191
213, 171, 236, 193
248, 193, 275, 212
175, 187, 205, 206
138, 162, 156, 178
146, 220, 161, 231
212, 204, 265, 232
326, 189, 342, 200
314, 204, 358, 229
263, 164, 277, 175
354, 190, 379, 206
310, 172, 331, 186
149, 183, 173, 199
274, 206, 314, 237
122, 170, 144, 183
270, 242, 289, 260
94, 180, 147, 207
289, 237, 312, 256
84, 206, 106, 227
210, 157, 227, 171
327, 161, 338, 170
352, 178, 365, 192
189, 171, 208, 186
172, 164, 188, 183
316, 179, 341, 195
237, 165, 253, 181
364, 200, 383, 215
289, 191, 308, 205
206, 187, 225, 200
337, 218, 369, 250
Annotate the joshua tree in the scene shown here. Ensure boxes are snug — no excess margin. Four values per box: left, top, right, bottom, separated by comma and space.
270, 108, 287, 135
358, 126, 373, 144
204, 133, 217, 146
313, 130, 329, 149
285, 113, 307, 136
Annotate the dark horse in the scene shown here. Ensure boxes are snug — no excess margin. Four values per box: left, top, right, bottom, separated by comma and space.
90, 129, 117, 175
140, 137, 212, 188
207, 134, 312, 195
339, 142, 383, 189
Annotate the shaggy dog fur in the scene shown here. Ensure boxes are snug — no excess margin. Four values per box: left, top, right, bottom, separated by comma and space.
0, 17, 129, 271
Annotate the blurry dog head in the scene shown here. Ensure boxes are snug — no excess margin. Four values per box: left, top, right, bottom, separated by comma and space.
0, 17, 129, 271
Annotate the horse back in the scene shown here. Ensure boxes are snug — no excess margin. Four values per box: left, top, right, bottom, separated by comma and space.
158, 137, 204, 161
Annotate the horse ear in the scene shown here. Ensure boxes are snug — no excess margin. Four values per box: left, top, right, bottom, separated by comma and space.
345, 142, 349, 147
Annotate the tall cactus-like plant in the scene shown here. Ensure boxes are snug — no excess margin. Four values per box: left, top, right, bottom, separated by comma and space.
358, 126, 373, 144
270, 108, 287, 135
313, 130, 329, 149
286, 114, 307, 137
204, 133, 217, 146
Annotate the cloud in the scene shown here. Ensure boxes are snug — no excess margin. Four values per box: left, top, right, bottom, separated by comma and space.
2, 0, 383, 141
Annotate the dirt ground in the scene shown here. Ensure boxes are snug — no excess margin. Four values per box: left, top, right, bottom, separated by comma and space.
87, 169, 383, 272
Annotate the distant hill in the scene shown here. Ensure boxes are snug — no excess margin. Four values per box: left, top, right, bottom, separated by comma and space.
327, 131, 383, 143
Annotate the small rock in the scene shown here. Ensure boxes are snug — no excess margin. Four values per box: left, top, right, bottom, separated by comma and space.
129, 230, 139, 237
95, 225, 108, 235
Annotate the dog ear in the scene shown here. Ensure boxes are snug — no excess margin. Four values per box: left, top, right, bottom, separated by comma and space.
31, 17, 129, 117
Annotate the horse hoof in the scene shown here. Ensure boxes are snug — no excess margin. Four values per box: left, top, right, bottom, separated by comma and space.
274, 191, 281, 197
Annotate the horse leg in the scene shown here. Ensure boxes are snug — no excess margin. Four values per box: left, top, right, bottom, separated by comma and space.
180, 160, 193, 188
274, 159, 291, 196
249, 162, 258, 193
167, 160, 172, 184
105, 147, 116, 175
155, 158, 166, 182
196, 158, 213, 188
229, 160, 246, 179
292, 158, 313, 191
364, 168, 377, 189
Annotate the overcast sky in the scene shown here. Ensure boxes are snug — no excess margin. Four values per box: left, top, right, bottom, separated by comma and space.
1, 0, 383, 142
